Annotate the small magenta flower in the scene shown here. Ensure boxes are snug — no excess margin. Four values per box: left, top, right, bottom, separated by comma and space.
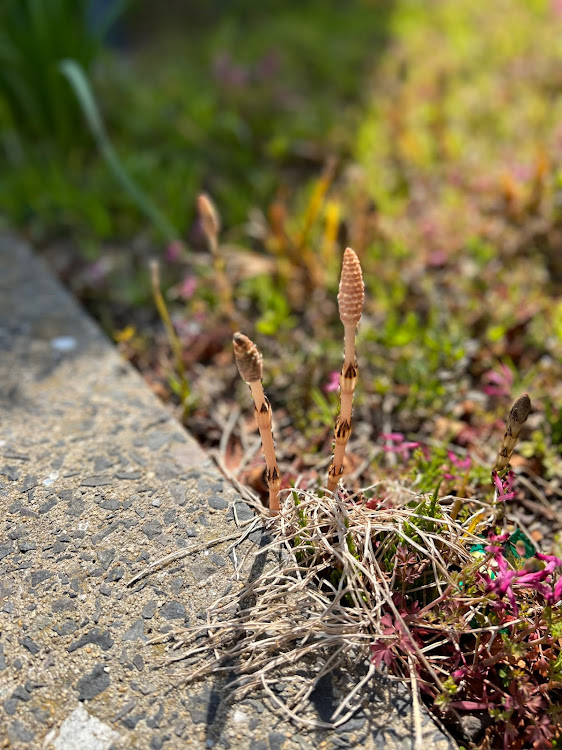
178, 274, 197, 300
483, 551, 518, 614
554, 577, 562, 604
323, 371, 340, 393
443, 450, 472, 480
488, 532, 510, 544
482, 363, 514, 397
381, 433, 420, 461
492, 470, 516, 502
448, 451, 471, 471
165, 240, 184, 263
482, 546, 562, 613
535, 552, 562, 571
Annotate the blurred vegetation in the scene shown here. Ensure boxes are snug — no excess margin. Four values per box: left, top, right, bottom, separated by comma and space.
0, 0, 393, 241
1, 0, 561, 501
0, 0, 131, 149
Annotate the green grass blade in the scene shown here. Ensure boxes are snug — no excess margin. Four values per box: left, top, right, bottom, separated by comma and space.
59, 59, 180, 243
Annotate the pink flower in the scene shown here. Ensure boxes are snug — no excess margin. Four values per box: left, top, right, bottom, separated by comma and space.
535, 552, 562, 572
178, 274, 197, 300
532, 553, 562, 604
323, 371, 340, 393
483, 547, 562, 613
492, 470, 516, 502
443, 450, 472, 480
448, 451, 471, 471
484, 552, 518, 614
381, 433, 420, 461
382, 432, 405, 441
482, 363, 514, 398
488, 532, 510, 544
165, 240, 184, 263
554, 577, 562, 604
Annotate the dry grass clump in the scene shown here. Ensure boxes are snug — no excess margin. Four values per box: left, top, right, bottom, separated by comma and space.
149, 460, 562, 746
151, 484, 477, 729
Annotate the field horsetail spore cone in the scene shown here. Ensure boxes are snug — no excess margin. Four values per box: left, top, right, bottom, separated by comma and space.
233, 333, 281, 514
327, 248, 365, 493
494, 393, 532, 473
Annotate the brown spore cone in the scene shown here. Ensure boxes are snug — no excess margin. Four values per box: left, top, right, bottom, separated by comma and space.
338, 247, 364, 326
509, 394, 531, 427
233, 332, 263, 383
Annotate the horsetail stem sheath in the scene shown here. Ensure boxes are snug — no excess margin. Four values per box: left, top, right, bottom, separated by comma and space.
233, 333, 281, 514
327, 248, 365, 493
493, 393, 532, 472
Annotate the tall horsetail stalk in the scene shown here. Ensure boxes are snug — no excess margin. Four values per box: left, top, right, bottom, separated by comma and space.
233, 333, 281, 514
197, 193, 236, 329
326, 248, 365, 493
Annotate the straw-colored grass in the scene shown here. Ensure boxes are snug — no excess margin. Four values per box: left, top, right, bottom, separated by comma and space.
149, 483, 491, 729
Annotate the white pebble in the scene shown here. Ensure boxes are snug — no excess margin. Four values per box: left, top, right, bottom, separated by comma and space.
51, 336, 77, 352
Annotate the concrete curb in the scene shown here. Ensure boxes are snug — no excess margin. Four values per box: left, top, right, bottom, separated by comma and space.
0, 235, 455, 749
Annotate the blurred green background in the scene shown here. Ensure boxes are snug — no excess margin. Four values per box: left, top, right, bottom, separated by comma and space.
1, 0, 562, 485
0, 0, 393, 242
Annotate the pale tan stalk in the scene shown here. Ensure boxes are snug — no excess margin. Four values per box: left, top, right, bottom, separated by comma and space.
493, 394, 531, 472
327, 248, 364, 493
197, 192, 220, 247
233, 333, 281, 514
197, 193, 236, 327
149, 260, 191, 415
